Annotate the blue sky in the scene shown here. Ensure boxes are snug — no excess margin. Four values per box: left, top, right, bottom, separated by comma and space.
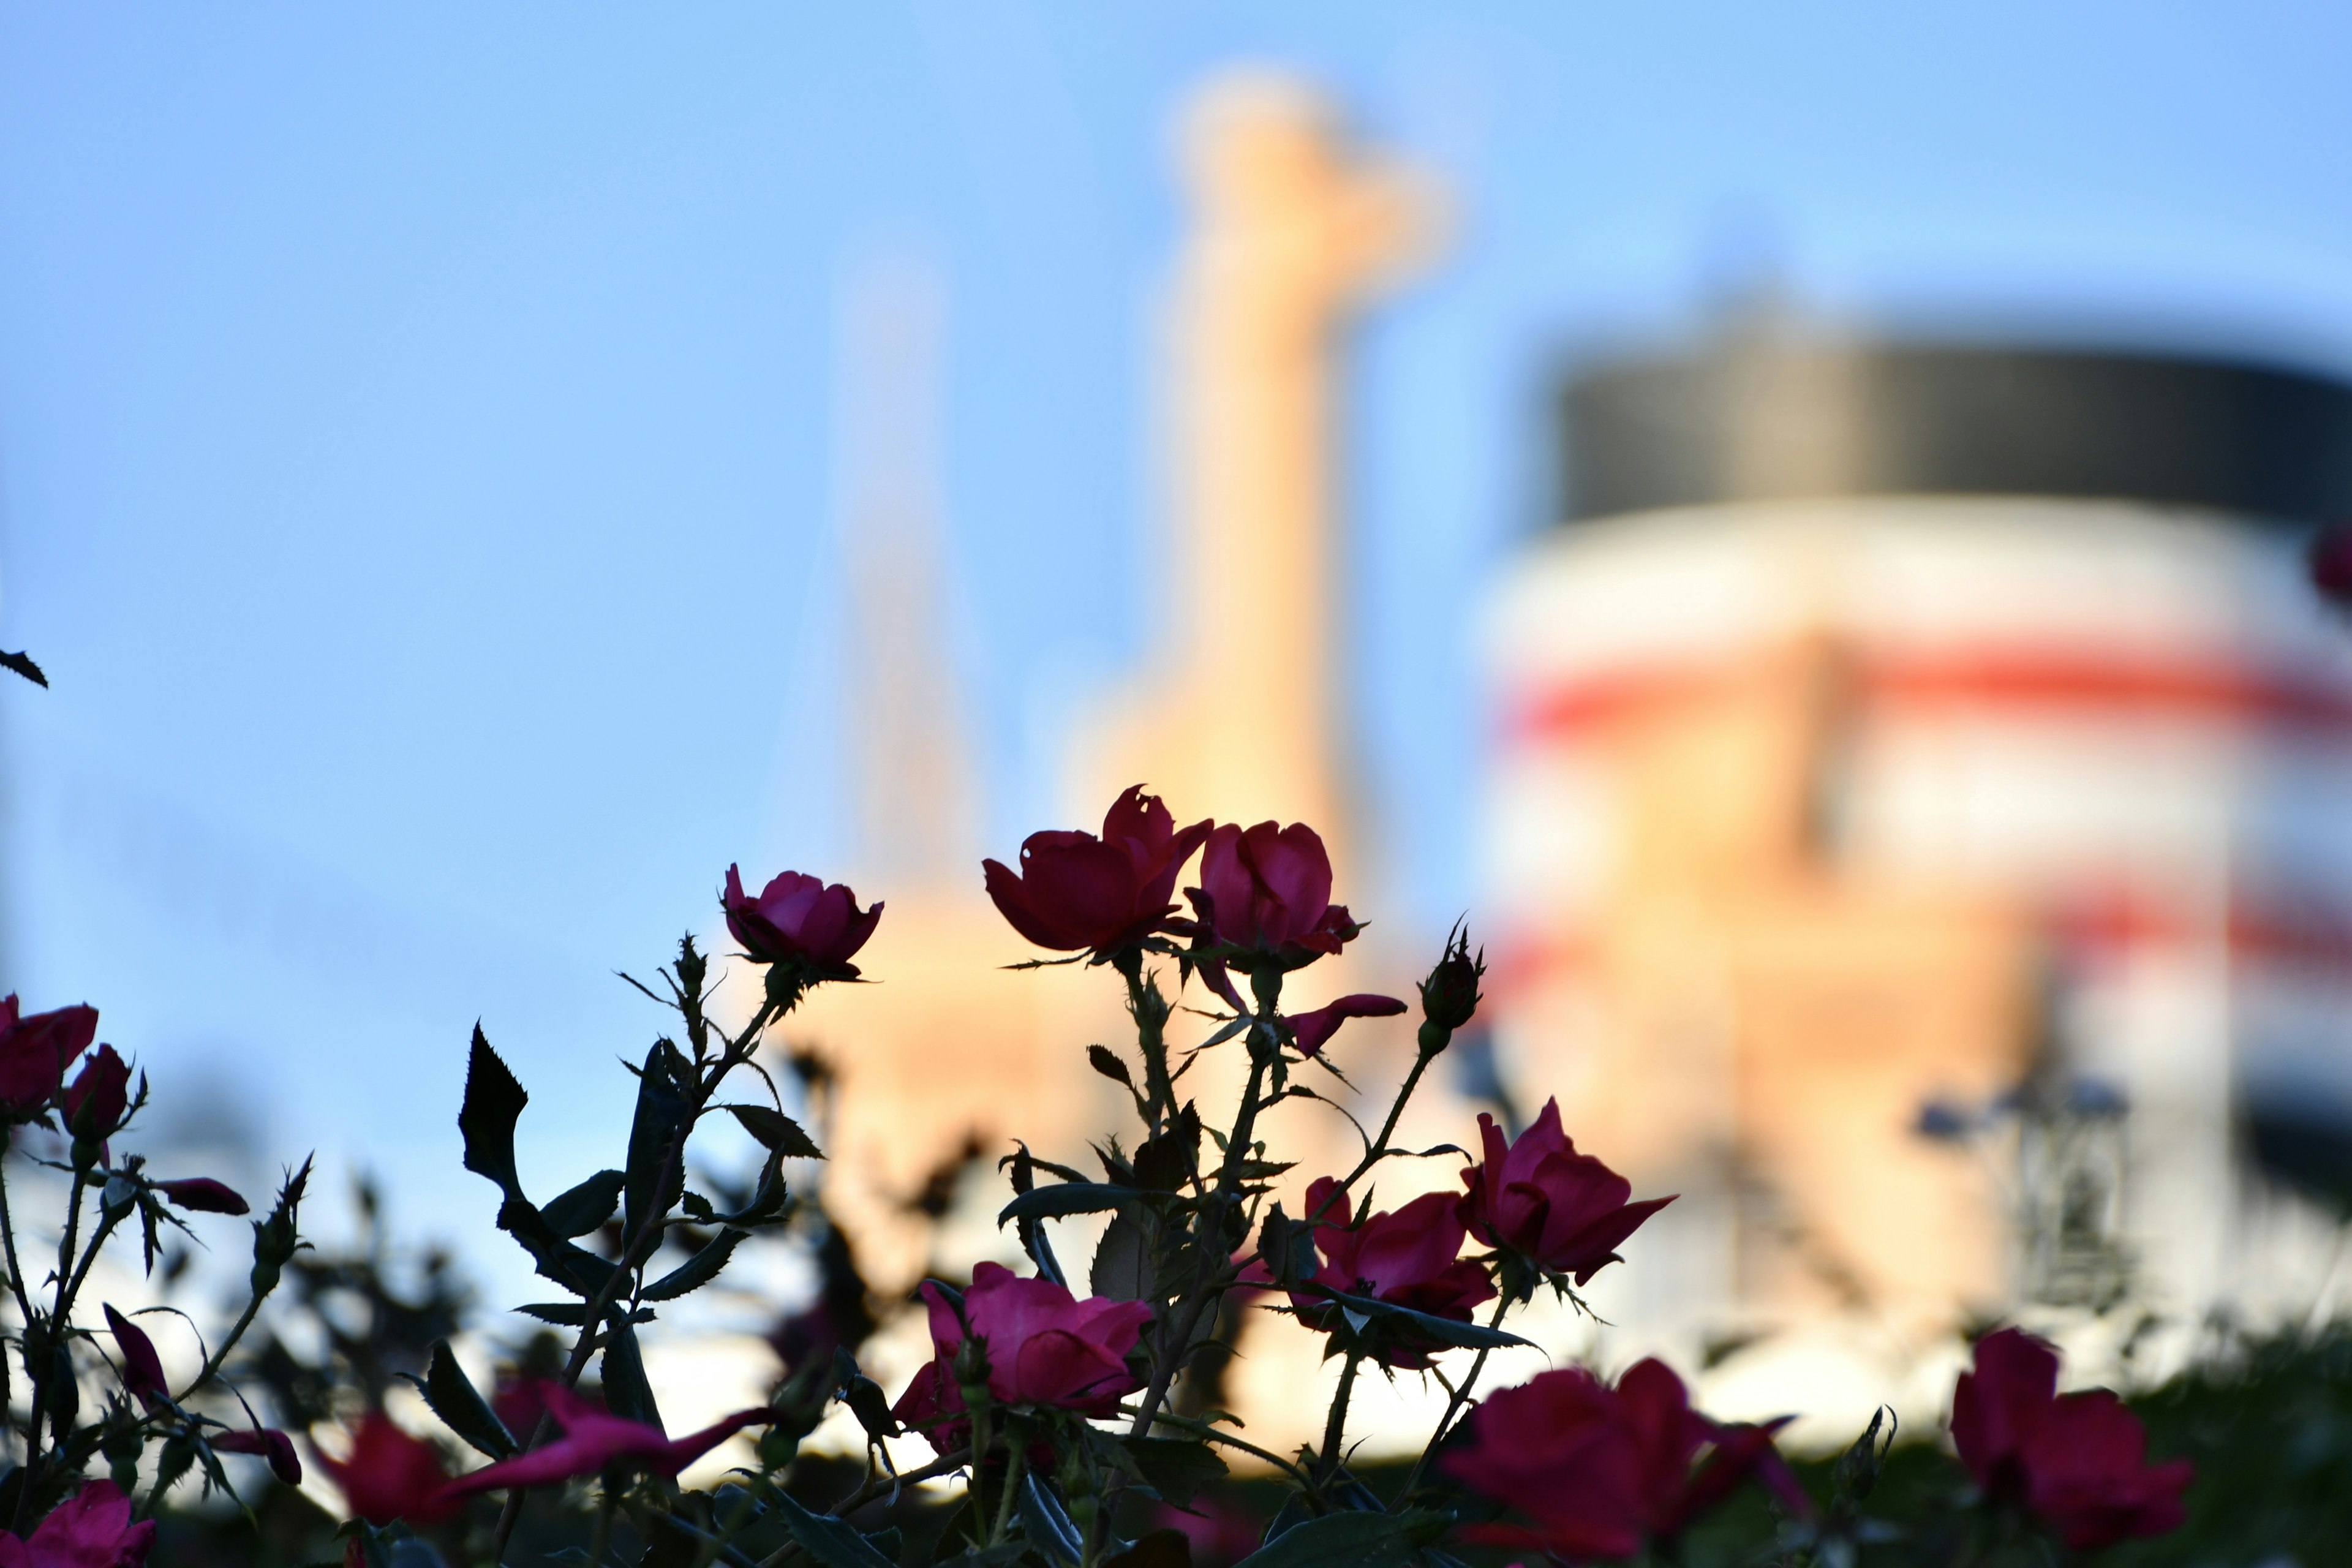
4, 1, 2352, 1253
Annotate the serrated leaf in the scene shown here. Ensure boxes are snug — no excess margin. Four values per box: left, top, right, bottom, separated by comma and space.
998, 1183, 1145, 1226
725, 1104, 824, 1159
459, 1027, 529, 1196
1311, 1289, 1532, 1352
414, 1340, 516, 1460
0, 650, 47, 688
624, 1040, 695, 1240
600, 1322, 662, 1432
1119, 1437, 1226, 1507
541, 1169, 626, 1239
768, 1491, 897, 1568
1018, 1474, 1084, 1567
1087, 1045, 1134, 1088
642, 1227, 747, 1302
514, 1302, 657, 1328
1234, 1510, 1448, 1568
1091, 1212, 1154, 1301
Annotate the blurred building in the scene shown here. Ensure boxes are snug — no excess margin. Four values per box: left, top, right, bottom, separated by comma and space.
1483, 326, 2352, 1397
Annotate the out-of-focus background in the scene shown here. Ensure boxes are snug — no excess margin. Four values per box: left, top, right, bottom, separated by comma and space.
9, 2, 2352, 1458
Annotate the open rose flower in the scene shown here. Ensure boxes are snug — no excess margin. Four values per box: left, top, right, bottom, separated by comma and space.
62, 1046, 133, 1144
722, 866, 881, 981
1951, 1329, 2192, 1550
318, 1412, 461, 1526
1460, 1099, 1675, 1286
1188, 821, 1358, 968
1284, 993, 1406, 1056
1281, 1176, 1493, 1369
984, 786, 1212, 959
891, 1354, 971, 1456
915, 1262, 1153, 1415
441, 1383, 773, 1500
0, 1480, 156, 1568
0, 997, 96, 1119
1447, 1360, 1802, 1561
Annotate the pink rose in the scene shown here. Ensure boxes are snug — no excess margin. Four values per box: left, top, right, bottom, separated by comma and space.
0, 1480, 156, 1567
1286, 1177, 1493, 1369
1283, 993, 1405, 1056
103, 1305, 168, 1408
152, 1177, 249, 1216
1951, 1329, 2192, 1550
439, 1383, 771, 1501
984, 786, 1212, 958
916, 1262, 1153, 1415
213, 1425, 303, 1485
1447, 1360, 1801, 1561
0, 998, 96, 1119
318, 1412, 459, 1526
62, 1045, 132, 1142
1188, 823, 1357, 965
1459, 1099, 1675, 1285
722, 866, 881, 981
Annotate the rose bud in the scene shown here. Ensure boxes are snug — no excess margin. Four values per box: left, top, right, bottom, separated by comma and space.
722, 866, 882, 987
1460, 1099, 1676, 1288
914, 1262, 1153, 1414
4, 1481, 156, 1567
1415, 925, 1485, 1052
1274, 1176, 1493, 1369
982, 786, 1212, 960
1447, 1360, 1803, 1560
153, 1177, 249, 1216
317, 1411, 460, 1527
1283, 994, 1406, 1057
0, 997, 96, 1119
2311, 521, 2352, 609
438, 1383, 773, 1500
104, 1305, 168, 1408
1187, 821, 1359, 970
213, 1425, 303, 1485
1951, 1329, 2192, 1550
62, 1045, 133, 1147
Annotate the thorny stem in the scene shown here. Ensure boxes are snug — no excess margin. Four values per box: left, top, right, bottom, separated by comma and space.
988, 1441, 1027, 1547
1111, 1403, 1310, 1484
1396, 1292, 1515, 1501
1118, 957, 1175, 1123
0, 1157, 37, 1338
489, 995, 780, 1561
828, 1446, 972, 1517
1314, 1352, 1363, 1491
15, 1169, 92, 1531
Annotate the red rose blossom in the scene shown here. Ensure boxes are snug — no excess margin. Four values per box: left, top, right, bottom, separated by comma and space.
1284, 993, 1406, 1056
0, 998, 96, 1120
915, 1262, 1154, 1415
1951, 1329, 2191, 1550
62, 1045, 132, 1142
318, 1412, 460, 1526
983, 786, 1212, 958
1446, 1360, 1801, 1561
722, 866, 881, 981
440, 1382, 772, 1501
890, 1353, 970, 1456
1459, 1099, 1676, 1286
1286, 1176, 1494, 1369
1189, 822, 1357, 965
0, 1480, 156, 1568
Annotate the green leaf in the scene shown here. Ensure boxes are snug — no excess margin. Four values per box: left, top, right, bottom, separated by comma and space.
458, 1027, 529, 1197
514, 1302, 655, 1328
624, 1039, 695, 1240
1310, 1289, 1533, 1352
408, 1341, 516, 1460
642, 1227, 748, 1302
1087, 1045, 1134, 1088
1019, 1474, 1085, 1567
1091, 1213, 1154, 1301
725, 1104, 824, 1159
1233, 1510, 1449, 1568
1120, 1436, 1227, 1506
600, 1322, 662, 1431
768, 1491, 898, 1568
540, 1169, 626, 1239
998, 1182, 1144, 1226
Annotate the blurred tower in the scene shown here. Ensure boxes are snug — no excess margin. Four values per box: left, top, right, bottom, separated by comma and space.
1482, 325, 2352, 1418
